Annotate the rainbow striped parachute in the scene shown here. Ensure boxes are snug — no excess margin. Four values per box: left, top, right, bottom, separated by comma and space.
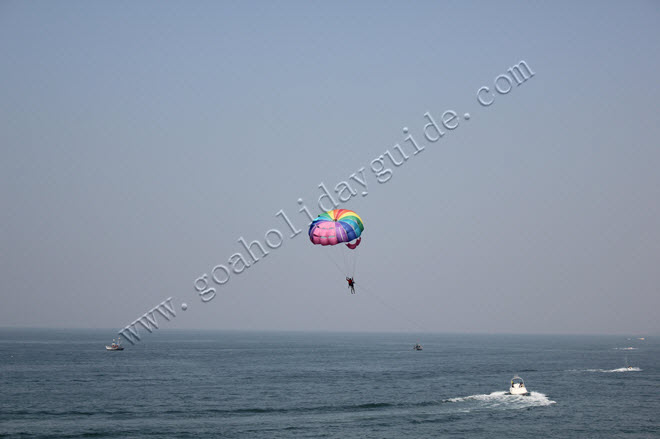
308, 209, 364, 249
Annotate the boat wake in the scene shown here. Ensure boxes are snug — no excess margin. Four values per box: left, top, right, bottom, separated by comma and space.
571, 367, 642, 373
446, 391, 555, 410
613, 347, 637, 350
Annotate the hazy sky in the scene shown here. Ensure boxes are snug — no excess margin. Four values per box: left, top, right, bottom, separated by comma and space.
2, 1, 659, 336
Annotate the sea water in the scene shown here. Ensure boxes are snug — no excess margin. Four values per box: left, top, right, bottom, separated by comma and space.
1, 329, 658, 438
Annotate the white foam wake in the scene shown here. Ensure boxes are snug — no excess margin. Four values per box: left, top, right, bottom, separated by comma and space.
447, 391, 555, 409
582, 367, 642, 373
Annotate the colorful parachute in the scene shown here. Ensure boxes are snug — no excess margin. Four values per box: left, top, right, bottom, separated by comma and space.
308, 209, 364, 248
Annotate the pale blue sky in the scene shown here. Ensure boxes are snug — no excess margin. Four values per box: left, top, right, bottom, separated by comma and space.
2, 1, 659, 335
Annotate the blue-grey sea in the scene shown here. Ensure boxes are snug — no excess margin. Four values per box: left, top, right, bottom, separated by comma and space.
0, 329, 657, 438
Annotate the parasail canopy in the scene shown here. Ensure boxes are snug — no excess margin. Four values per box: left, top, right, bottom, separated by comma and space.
308, 209, 364, 247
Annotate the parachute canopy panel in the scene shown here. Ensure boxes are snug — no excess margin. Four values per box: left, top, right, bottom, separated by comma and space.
308, 209, 364, 246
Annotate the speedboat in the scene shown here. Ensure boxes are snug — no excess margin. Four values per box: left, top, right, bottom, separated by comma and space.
509, 375, 529, 395
413, 343, 423, 351
105, 337, 124, 351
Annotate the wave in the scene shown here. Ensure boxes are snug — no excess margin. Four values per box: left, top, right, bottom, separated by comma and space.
1, 408, 133, 417
445, 391, 555, 408
169, 401, 397, 416
1, 402, 400, 420
613, 347, 637, 350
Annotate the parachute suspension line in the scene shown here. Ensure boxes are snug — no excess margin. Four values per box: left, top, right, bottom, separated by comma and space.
344, 237, 361, 278
345, 248, 358, 279
342, 246, 355, 278
357, 281, 430, 333
322, 249, 347, 277
352, 249, 357, 277
342, 247, 349, 275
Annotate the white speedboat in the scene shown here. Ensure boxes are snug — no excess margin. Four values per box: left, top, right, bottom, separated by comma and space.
509, 375, 529, 395
105, 337, 124, 351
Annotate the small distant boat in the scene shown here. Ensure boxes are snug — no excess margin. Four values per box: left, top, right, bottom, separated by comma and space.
508, 375, 529, 395
105, 337, 124, 351
413, 343, 423, 351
